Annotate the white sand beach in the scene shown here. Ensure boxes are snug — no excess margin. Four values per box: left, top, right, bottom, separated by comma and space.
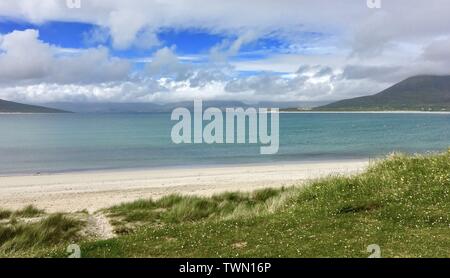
0, 160, 368, 213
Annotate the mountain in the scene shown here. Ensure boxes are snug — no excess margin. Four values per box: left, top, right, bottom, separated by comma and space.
315, 75, 450, 111
43, 101, 250, 113
44, 101, 327, 113
0, 99, 68, 113
43, 102, 163, 113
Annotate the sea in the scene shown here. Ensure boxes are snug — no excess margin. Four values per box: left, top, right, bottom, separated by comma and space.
1, 112, 449, 175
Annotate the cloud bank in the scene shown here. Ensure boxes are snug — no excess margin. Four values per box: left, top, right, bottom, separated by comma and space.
0, 0, 450, 103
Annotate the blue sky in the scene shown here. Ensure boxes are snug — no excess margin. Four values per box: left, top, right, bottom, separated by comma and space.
0, 20, 326, 64
0, 20, 225, 56
0, 0, 449, 104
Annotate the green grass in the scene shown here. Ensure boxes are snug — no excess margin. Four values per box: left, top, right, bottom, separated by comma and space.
0, 208, 84, 257
107, 188, 286, 234
0, 205, 44, 222
13, 205, 44, 218
3, 151, 450, 257
0, 209, 12, 220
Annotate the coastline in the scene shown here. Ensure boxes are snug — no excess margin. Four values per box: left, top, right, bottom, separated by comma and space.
280, 110, 450, 114
0, 157, 370, 177
3, 110, 450, 115
0, 160, 369, 213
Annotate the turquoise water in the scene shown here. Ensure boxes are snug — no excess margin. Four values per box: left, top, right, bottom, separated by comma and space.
1, 112, 450, 174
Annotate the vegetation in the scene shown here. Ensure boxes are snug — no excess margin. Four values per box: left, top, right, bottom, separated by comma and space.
0, 206, 84, 257
107, 188, 285, 235
13, 205, 45, 218
2, 151, 450, 257
313, 75, 450, 111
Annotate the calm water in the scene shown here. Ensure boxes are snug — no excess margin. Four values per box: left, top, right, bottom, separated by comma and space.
1, 112, 450, 175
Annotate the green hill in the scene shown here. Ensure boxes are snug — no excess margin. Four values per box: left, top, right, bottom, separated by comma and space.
315, 75, 450, 111
0, 99, 68, 113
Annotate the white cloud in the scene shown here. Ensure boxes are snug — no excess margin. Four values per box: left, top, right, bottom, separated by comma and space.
146, 47, 187, 76
1, 1, 450, 103
0, 29, 131, 84
0, 0, 448, 52
422, 37, 450, 63
0, 0, 395, 49
0, 0, 448, 65
82, 26, 110, 46
0, 29, 52, 81
210, 31, 259, 63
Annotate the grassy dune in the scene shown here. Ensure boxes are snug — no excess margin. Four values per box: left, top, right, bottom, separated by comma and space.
0, 209, 83, 256
1, 151, 450, 258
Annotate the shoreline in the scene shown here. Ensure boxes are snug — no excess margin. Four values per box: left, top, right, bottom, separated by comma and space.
3, 110, 450, 115
0, 160, 369, 213
0, 157, 369, 178
280, 110, 450, 114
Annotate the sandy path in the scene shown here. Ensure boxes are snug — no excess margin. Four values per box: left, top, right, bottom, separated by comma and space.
0, 160, 368, 213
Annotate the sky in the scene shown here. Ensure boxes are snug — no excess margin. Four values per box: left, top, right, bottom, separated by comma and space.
0, 0, 450, 104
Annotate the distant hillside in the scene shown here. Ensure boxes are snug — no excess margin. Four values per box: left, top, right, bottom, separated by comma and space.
44, 101, 327, 113
0, 99, 68, 113
315, 75, 450, 111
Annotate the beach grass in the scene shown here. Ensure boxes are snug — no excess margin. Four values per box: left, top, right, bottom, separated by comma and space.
0, 209, 84, 257
2, 151, 450, 258
0, 209, 12, 220
107, 188, 286, 235
0, 205, 44, 221
13, 205, 45, 218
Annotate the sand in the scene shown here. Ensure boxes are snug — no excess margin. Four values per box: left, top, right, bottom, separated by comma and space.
0, 160, 369, 213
